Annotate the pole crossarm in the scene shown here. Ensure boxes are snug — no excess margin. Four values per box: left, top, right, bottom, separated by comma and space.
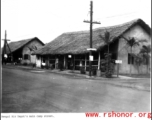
2, 31, 12, 55
2, 39, 10, 41
83, 20, 101, 24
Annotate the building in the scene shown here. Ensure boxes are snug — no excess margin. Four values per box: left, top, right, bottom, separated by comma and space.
5, 37, 44, 65
35, 19, 151, 74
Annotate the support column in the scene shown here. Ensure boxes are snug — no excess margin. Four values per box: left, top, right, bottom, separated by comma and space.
97, 51, 101, 77
64, 55, 66, 69
41, 56, 42, 68
85, 54, 87, 71
73, 55, 75, 70
47, 56, 49, 68
55, 56, 56, 69
98, 51, 101, 70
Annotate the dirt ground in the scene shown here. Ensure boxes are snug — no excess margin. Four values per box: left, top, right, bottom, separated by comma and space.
2, 66, 151, 112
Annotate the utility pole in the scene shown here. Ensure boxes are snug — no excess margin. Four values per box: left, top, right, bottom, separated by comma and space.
84, 1, 100, 76
2, 30, 12, 64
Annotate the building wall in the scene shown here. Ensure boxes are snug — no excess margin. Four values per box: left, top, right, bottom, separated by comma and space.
21, 40, 44, 65
117, 24, 151, 74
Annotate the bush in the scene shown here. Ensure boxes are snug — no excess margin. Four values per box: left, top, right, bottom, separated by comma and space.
58, 61, 64, 71
23, 63, 27, 66
92, 66, 97, 76
45, 65, 49, 69
80, 66, 86, 74
50, 64, 54, 70
100, 60, 106, 72
100, 53, 115, 78
92, 69, 96, 76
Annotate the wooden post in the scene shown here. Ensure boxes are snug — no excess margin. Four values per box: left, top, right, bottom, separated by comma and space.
85, 54, 87, 71
83, 1, 100, 76
48, 56, 49, 68
2, 30, 12, 64
41, 56, 42, 68
98, 51, 100, 70
117, 63, 119, 77
55, 56, 56, 69
64, 55, 66, 69
89, 1, 93, 76
73, 55, 75, 70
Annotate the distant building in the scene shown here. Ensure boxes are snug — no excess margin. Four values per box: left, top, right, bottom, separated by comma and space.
35, 19, 151, 74
5, 37, 44, 65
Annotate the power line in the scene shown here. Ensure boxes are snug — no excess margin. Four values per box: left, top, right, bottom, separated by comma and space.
106, 12, 138, 18
94, 12, 138, 20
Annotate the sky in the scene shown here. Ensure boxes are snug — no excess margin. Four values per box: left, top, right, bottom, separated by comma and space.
1, 0, 151, 47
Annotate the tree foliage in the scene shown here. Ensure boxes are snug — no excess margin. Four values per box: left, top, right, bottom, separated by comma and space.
121, 36, 147, 76
140, 45, 151, 56
99, 30, 113, 53
99, 31, 114, 78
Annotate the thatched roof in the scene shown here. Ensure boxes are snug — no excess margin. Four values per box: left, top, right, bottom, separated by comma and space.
5, 37, 44, 54
35, 19, 151, 55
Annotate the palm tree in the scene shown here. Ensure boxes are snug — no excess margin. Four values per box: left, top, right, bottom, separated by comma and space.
27, 45, 37, 66
140, 45, 151, 73
99, 30, 113, 54
99, 30, 114, 77
134, 53, 143, 74
121, 36, 146, 76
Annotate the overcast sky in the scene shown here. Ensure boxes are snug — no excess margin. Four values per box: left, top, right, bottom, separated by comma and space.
1, 0, 151, 47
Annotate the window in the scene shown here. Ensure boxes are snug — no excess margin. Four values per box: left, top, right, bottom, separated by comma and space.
24, 54, 29, 60
128, 53, 134, 64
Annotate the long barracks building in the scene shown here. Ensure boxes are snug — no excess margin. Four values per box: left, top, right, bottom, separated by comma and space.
34, 19, 151, 75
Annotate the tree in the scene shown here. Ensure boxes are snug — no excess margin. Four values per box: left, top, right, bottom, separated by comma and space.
99, 30, 113, 54
99, 30, 114, 78
140, 45, 151, 73
134, 53, 143, 74
121, 36, 146, 76
27, 45, 37, 67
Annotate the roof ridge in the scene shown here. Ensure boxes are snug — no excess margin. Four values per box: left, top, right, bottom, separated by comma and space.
9, 37, 37, 43
63, 30, 89, 35
61, 18, 141, 35
35, 18, 150, 55
94, 18, 141, 30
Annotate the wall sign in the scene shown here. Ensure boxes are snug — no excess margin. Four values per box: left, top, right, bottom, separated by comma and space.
89, 55, 93, 61
115, 60, 122, 64
4, 54, 8, 58
68, 55, 72, 58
